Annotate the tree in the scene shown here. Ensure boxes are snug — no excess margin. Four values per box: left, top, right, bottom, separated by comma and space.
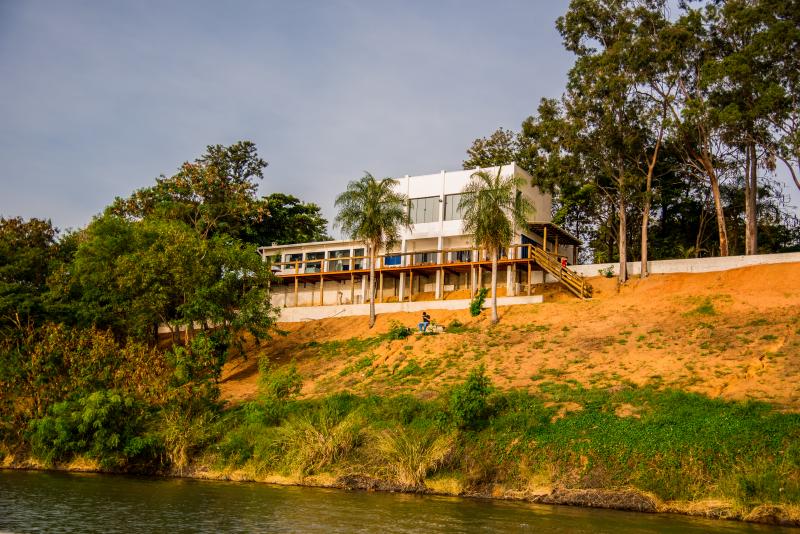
558, 0, 654, 282
110, 141, 267, 241
334, 173, 409, 328
459, 168, 533, 324
61, 215, 276, 349
463, 128, 520, 169
249, 193, 330, 245
0, 217, 69, 335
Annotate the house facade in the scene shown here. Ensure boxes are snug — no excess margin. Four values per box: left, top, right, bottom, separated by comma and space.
258, 163, 589, 310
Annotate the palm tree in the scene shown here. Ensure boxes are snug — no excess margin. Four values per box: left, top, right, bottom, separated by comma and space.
335, 173, 409, 328
459, 168, 533, 324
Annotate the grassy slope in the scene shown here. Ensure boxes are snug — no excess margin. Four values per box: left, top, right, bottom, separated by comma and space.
222, 262, 800, 410
197, 263, 800, 525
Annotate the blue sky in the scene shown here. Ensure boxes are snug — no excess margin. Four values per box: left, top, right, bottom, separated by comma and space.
1, 1, 796, 233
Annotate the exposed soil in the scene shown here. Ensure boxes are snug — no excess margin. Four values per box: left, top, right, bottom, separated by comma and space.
220, 262, 800, 411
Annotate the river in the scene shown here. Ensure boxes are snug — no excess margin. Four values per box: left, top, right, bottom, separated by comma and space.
0, 470, 792, 533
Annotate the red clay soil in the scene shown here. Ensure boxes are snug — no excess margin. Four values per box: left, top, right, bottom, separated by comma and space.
220, 262, 800, 410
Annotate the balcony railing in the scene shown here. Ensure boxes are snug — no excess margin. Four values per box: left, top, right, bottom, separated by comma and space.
270, 244, 564, 276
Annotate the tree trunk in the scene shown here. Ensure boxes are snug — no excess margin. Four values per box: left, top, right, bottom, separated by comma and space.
641, 116, 664, 279
745, 142, 758, 255
696, 152, 729, 256
368, 245, 376, 328
490, 247, 499, 324
618, 192, 627, 283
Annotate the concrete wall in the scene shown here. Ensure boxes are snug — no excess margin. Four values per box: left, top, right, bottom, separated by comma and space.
569, 252, 800, 278
276, 294, 544, 322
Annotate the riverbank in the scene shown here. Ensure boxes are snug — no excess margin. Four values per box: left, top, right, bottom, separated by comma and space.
3, 457, 799, 527
5, 379, 800, 527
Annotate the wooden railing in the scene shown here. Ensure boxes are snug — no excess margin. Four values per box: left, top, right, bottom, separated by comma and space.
529, 246, 593, 299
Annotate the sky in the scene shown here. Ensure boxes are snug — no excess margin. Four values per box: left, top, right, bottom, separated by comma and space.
1, 0, 797, 234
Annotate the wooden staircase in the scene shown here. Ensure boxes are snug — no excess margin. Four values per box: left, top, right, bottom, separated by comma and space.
529, 246, 593, 299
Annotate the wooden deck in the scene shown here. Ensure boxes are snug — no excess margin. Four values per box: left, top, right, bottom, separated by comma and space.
270, 243, 593, 304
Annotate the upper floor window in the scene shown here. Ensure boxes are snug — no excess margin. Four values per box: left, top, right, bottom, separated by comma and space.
409, 196, 439, 224
444, 193, 464, 221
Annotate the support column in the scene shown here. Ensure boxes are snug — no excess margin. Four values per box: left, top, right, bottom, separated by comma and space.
543, 226, 548, 252
399, 273, 406, 302
319, 275, 324, 306
294, 276, 299, 307
573, 245, 578, 266
439, 268, 445, 300
527, 262, 532, 296
350, 273, 355, 305
408, 271, 414, 302
554, 234, 560, 256
379, 271, 384, 303
506, 265, 514, 296
361, 275, 367, 303
435, 270, 441, 300
470, 265, 475, 297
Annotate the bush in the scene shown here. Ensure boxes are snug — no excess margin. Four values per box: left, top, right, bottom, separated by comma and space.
258, 359, 303, 400
469, 288, 488, 317
375, 427, 455, 487
276, 409, 363, 475
160, 407, 216, 473
449, 365, 492, 429
28, 389, 147, 468
598, 266, 615, 278
447, 319, 467, 333
387, 321, 413, 340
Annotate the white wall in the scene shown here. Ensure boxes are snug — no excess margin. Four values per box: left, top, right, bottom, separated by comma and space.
570, 252, 800, 278
276, 294, 544, 322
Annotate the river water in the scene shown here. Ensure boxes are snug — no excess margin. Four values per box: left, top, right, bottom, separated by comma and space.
0, 470, 792, 533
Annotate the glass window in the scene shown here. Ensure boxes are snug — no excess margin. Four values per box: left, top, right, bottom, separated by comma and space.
285, 253, 302, 263
409, 196, 440, 224
304, 252, 324, 273
444, 194, 464, 221
352, 248, 365, 270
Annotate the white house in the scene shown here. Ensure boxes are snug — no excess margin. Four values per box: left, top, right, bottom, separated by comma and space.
258, 163, 590, 312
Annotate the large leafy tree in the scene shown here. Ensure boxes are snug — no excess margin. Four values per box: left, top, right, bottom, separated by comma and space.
459, 169, 533, 324
110, 141, 267, 241
558, 0, 655, 282
0, 217, 75, 335
334, 174, 409, 328
463, 128, 520, 169
249, 193, 330, 245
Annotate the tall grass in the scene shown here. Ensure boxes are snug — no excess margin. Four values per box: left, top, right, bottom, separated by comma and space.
374, 427, 455, 487
276, 410, 363, 475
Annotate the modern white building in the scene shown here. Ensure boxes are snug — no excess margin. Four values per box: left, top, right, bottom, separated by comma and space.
258, 163, 590, 311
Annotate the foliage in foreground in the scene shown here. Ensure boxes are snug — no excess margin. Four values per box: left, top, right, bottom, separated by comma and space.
203, 375, 800, 513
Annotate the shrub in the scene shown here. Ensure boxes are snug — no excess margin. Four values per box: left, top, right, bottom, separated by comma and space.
276, 409, 363, 475
447, 319, 466, 333
598, 266, 615, 278
375, 427, 455, 487
160, 407, 216, 473
449, 365, 492, 429
469, 288, 488, 317
387, 321, 413, 340
258, 359, 303, 400
28, 389, 147, 468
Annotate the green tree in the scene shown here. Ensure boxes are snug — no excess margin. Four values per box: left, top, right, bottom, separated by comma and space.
0, 217, 77, 335
110, 141, 267, 241
462, 127, 520, 169
334, 173, 409, 328
459, 168, 533, 324
558, 0, 652, 282
250, 193, 330, 245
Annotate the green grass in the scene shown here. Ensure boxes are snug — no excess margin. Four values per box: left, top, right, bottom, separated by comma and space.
206, 381, 800, 511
